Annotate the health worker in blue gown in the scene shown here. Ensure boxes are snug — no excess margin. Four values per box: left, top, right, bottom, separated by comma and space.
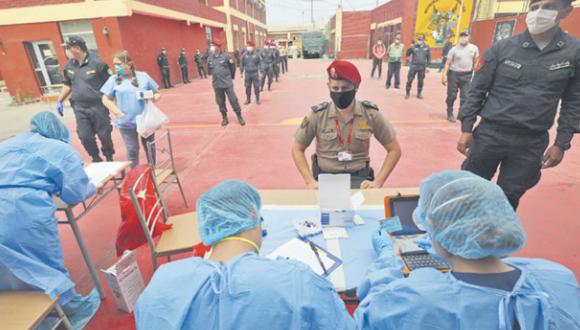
134, 180, 355, 330
355, 170, 580, 329
0, 111, 100, 329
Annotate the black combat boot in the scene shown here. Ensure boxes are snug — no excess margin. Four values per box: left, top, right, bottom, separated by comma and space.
447, 108, 456, 123
235, 112, 246, 126
221, 113, 229, 127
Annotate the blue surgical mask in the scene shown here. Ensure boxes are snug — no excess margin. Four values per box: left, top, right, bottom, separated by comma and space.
115, 64, 126, 76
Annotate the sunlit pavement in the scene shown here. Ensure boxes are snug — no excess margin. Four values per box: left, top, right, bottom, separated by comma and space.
51, 59, 579, 329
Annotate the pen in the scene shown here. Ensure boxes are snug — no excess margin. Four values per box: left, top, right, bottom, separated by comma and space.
309, 241, 328, 276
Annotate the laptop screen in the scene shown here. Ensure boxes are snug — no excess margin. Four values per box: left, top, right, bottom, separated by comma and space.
390, 196, 422, 235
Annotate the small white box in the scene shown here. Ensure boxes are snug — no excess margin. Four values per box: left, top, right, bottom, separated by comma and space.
101, 250, 145, 313
318, 174, 354, 227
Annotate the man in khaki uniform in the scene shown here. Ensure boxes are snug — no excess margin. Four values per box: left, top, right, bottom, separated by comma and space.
292, 60, 402, 189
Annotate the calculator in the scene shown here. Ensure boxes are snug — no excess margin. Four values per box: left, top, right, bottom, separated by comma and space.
401, 251, 450, 271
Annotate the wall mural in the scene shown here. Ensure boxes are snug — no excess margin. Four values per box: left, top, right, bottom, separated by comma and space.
414, 0, 475, 47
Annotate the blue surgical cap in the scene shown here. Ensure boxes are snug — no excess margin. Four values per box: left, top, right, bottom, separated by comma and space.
197, 180, 262, 245
416, 170, 526, 259
30, 111, 71, 143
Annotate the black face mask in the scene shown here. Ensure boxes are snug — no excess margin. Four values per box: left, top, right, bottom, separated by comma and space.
330, 90, 356, 109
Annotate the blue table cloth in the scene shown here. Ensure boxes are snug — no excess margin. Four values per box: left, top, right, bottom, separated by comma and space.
260, 207, 385, 290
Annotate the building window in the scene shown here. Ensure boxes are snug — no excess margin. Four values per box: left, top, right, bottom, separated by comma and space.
59, 20, 98, 53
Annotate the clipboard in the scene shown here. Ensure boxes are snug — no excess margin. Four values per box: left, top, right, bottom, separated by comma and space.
266, 237, 342, 277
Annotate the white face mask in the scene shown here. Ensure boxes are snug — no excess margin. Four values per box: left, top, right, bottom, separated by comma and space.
247, 46, 254, 52
526, 8, 559, 35
65, 49, 74, 60
210, 46, 217, 54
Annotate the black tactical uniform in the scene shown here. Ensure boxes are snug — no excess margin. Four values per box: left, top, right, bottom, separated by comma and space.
194, 52, 207, 79
157, 50, 172, 88
460, 29, 580, 209
405, 40, 431, 98
178, 50, 190, 84
273, 47, 281, 82
241, 50, 261, 105
207, 51, 246, 127
63, 52, 114, 162
259, 48, 275, 91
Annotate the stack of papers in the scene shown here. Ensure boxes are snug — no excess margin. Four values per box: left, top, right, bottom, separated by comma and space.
266, 238, 341, 277
84, 161, 128, 188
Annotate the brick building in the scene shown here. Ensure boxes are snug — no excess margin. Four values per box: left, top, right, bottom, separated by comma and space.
328, 0, 579, 61
0, 0, 266, 100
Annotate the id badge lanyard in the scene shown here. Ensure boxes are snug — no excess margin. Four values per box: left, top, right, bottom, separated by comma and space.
336, 118, 355, 161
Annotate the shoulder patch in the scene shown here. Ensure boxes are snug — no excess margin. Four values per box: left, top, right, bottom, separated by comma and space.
311, 102, 330, 113
361, 101, 379, 110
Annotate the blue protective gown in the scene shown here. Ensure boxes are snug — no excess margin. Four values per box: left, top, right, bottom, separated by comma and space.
0, 133, 95, 305
354, 254, 580, 329
134, 252, 355, 330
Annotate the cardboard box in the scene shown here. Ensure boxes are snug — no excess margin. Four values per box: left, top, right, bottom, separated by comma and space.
318, 174, 355, 227
101, 250, 145, 313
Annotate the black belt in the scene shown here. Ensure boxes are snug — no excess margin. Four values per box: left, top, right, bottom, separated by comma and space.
480, 119, 547, 136
450, 70, 473, 75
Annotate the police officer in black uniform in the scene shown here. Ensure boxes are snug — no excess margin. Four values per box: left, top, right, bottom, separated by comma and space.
240, 40, 261, 105
178, 48, 190, 84
157, 48, 172, 88
272, 42, 281, 82
57, 36, 114, 162
260, 42, 275, 91
405, 34, 431, 99
207, 38, 246, 127
458, 0, 580, 210
194, 49, 207, 79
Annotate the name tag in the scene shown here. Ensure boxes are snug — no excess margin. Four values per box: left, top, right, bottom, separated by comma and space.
504, 60, 522, 70
86, 70, 96, 75
67, 69, 75, 75
337, 151, 352, 162
549, 61, 571, 71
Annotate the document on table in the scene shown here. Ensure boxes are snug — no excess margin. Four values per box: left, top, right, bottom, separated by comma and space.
266, 238, 341, 277
84, 161, 129, 188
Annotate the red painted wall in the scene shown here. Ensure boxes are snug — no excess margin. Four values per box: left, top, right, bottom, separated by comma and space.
118, 14, 215, 84
471, 8, 580, 57
339, 11, 372, 59
137, 0, 226, 23
0, 0, 81, 9
0, 21, 65, 98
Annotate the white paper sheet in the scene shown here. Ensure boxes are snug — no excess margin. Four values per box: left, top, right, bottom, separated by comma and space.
318, 174, 351, 210
84, 161, 128, 188
350, 191, 365, 209
322, 227, 348, 240
267, 238, 335, 276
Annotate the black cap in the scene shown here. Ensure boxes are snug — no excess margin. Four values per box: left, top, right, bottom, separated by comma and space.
459, 30, 470, 37
62, 36, 86, 47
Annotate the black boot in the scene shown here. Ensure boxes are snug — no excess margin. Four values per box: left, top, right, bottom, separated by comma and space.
447, 108, 456, 123
235, 112, 246, 126
256, 96, 261, 105
405, 90, 410, 99
417, 90, 423, 99
244, 98, 251, 105
221, 113, 229, 127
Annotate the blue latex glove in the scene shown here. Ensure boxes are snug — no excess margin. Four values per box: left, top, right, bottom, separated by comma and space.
56, 101, 64, 117
372, 228, 394, 256
414, 234, 436, 255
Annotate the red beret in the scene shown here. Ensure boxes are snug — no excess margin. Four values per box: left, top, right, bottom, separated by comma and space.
211, 38, 222, 47
327, 60, 362, 86
247, 40, 255, 47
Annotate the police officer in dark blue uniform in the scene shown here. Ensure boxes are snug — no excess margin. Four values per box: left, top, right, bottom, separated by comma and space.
405, 34, 431, 99
157, 48, 172, 88
260, 42, 275, 91
458, 0, 580, 209
240, 40, 261, 105
207, 38, 246, 127
178, 48, 190, 84
57, 36, 114, 162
